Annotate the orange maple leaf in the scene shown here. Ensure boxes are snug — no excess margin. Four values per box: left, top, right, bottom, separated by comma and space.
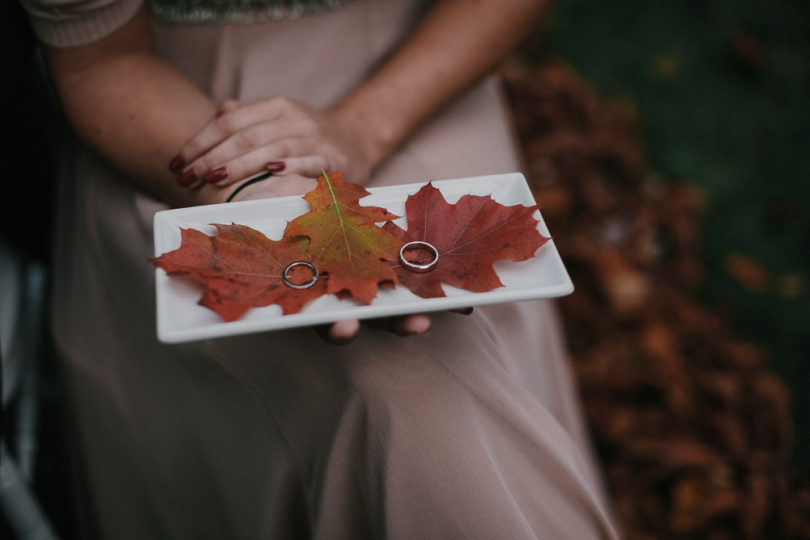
283, 171, 402, 304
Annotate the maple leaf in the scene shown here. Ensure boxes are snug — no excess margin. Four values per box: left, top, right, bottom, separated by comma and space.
382, 182, 548, 298
282, 171, 402, 304
151, 224, 327, 321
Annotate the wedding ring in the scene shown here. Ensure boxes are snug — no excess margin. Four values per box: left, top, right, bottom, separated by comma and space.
399, 241, 439, 273
282, 261, 319, 289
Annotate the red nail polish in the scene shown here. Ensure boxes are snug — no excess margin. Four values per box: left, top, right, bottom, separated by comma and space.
204, 166, 229, 183
178, 168, 199, 186
265, 161, 286, 172
169, 154, 186, 172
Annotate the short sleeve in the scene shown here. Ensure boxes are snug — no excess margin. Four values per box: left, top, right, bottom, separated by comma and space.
20, 0, 144, 48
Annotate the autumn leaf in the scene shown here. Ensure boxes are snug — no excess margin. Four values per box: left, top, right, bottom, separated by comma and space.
382, 182, 548, 298
283, 171, 402, 304
151, 224, 327, 321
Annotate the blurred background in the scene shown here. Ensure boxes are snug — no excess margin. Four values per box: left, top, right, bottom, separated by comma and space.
504, 0, 810, 537
549, 0, 810, 464
2, 0, 809, 538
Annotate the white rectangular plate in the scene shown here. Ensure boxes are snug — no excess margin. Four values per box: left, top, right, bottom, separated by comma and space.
153, 172, 573, 343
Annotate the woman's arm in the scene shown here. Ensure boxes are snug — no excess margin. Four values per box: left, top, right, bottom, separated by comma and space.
333, 0, 549, 171
43, 7, 228, 207
172, 0, 550, 187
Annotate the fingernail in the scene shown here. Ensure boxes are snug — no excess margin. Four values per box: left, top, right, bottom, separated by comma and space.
204, 166, 229, 183
178, 168, 199, 186
169, 154, 185, 172
265, 161, 286, 173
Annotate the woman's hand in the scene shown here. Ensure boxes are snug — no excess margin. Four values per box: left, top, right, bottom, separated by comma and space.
319, 314, 433, 345
170, 97, 379, 188
166, 0, 549, 199
321, 308, 473, 345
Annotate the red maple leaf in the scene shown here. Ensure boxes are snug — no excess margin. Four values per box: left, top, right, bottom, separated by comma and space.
151, 224, 327, 321
382, 182, 548, 298
283, 171, 402, 304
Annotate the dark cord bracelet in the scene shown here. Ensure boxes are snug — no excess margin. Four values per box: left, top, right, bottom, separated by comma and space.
225, 171, 274, 202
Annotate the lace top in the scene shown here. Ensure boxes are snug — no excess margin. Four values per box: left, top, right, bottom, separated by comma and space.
150, 0, 355, 23
21, 0, 358, 47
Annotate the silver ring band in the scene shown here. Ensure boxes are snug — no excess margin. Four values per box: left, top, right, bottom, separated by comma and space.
281, 261, 319, 289
399, 241, 439, 273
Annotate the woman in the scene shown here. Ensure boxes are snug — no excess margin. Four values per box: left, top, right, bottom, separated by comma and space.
23, 0, 618, 537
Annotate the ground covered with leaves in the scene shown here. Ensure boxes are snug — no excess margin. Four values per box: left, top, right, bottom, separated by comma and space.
545, 0, 810, 468
501, 2, 809, 536
503, 56, 809, 539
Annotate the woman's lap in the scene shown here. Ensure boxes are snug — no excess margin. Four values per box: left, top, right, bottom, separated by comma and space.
198, 306, 616, 538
